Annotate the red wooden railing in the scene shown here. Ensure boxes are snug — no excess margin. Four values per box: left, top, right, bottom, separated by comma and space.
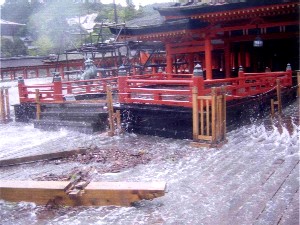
18, 65, 293, 107
118, 67, 292, 107
18, 76, 118, 103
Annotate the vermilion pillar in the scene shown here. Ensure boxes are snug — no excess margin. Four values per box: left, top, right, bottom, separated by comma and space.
205, 37, 212, 80
165, 44, 173, 74
188, 53, 194, 73
224, 40, 231, 78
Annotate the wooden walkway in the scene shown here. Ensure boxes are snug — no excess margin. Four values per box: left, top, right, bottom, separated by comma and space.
0, 101, 298, 224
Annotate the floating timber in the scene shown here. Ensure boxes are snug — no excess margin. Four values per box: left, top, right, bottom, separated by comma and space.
0, 180, 166, 207
0, 147, 90, 167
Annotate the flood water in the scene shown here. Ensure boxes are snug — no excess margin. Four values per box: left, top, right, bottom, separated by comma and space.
0, 78, 299, 225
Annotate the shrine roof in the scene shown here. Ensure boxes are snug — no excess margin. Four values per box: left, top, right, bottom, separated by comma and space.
110, 18, 208, 36
157, 0, 299, 17
109, 0, 298, 37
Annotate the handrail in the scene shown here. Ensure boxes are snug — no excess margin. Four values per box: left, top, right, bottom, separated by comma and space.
17, 69, 292, 106
119, 70, 292, 107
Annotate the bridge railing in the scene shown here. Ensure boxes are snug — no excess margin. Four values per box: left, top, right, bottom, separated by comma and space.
17, 64, 292, 106
118, 64, 292, 107
62, 77, 118, 96
18, 76, 118, 103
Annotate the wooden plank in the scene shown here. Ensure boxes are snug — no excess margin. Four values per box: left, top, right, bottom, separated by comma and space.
278, 190, 299, 225
198, 135, 213, 141
0, 147, 90, 167
0, 180, 166, 206
197, 96, 212, 100
254, 163, 299, 224
231, 159, 299, 224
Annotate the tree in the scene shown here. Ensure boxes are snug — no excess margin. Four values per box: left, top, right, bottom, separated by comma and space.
34, 35, 54, 56
0, 37, 28, 57
0, 38, 14, 57
12, 38, 28, 56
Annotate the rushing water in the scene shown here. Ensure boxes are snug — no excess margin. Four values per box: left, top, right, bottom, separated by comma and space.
0, 78, 299, 225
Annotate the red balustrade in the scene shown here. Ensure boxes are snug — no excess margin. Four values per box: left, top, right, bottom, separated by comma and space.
17, 66, 292, 107
18, 77, 118, 103
118, 68, 292, 107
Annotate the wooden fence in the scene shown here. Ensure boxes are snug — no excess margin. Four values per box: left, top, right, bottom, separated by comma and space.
192, 87, 226, 147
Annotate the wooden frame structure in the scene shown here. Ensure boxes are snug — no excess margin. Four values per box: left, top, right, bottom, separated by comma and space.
192, 86, 226, 146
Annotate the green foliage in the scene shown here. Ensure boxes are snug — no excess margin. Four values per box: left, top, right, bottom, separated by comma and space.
0, 37, 28, 57
0, 1, 38, 24
33, 35, 54, 56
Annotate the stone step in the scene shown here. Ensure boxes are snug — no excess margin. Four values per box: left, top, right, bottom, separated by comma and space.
33, 119, 106, 134
40, 111, 108, 122
42, 103, 107, 113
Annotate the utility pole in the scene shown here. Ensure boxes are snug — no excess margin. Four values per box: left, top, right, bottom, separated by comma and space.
113, 0, 118, 24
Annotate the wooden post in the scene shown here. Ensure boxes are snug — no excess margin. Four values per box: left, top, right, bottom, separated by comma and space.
276, 79, 282, 114
17, 77, 26, 103
238, 65, 245, 85
118, 65, 128, 103
166, 44, 173, 74
192, 64, 204, 95
204, 36, 212, 80
115, 110, 121, 133
35, 68, 39, 78
220, 86, 226, 140
53, 75, 63, 102
200, 98, 204, 135
271, 99, 275, 117
35, 89, 41, 120
206, 99, 210, 136
24, 68, 28, 79
215, 89, 221, 142
192, 86, 199, 141
297, 71, 300, 97
46, 68, 51, 77
211, 87, 217, 143
59, 65, 65, 80
107, 85, 114, 136
188, 53, 194, 73
224, 40, 231, 78
4, 88, 10, 121
0, 89, 5, 123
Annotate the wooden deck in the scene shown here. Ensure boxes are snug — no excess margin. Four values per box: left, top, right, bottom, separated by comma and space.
0, 101, 298, 224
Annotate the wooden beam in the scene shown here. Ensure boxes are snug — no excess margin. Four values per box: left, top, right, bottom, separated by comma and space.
0, 147, 90, 167
0, 180, 166, 206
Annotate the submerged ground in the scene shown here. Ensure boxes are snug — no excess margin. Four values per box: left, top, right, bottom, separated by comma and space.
0, 79, 299, 225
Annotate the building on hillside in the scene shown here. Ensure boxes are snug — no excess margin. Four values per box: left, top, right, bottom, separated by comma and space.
0, 19, 25, 40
